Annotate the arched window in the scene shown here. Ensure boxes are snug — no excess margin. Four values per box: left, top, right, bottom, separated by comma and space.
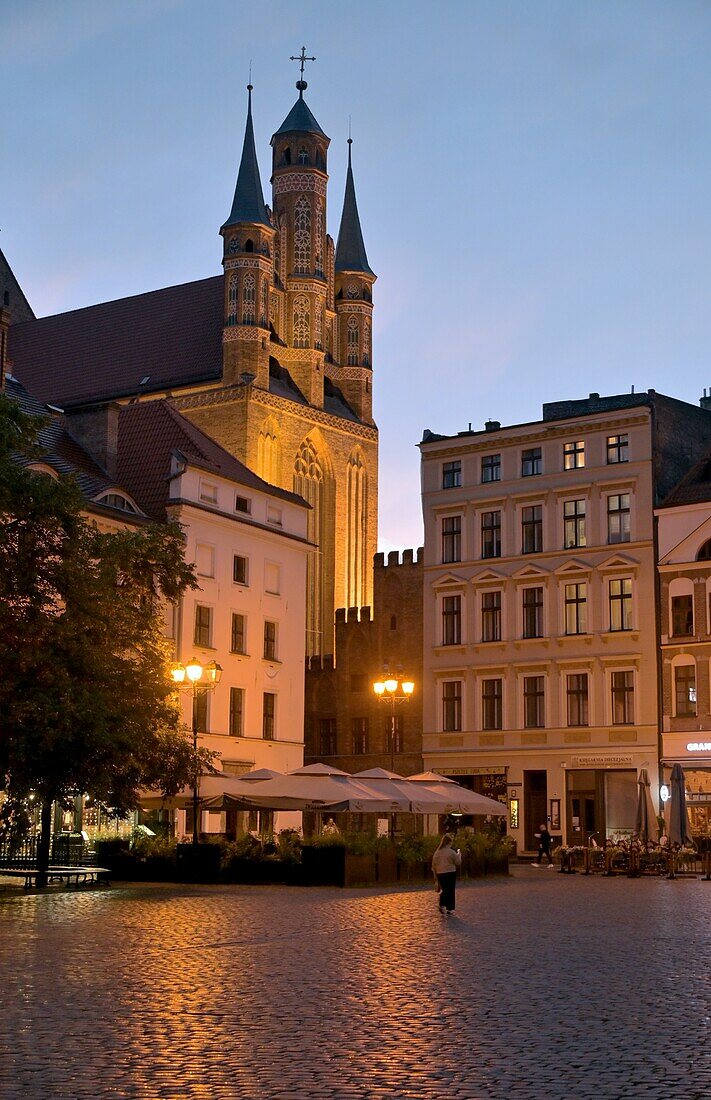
284, 147, 291, 165
242, 273, 255, 325
698, 539, 711, 561
298, 147, 309, 165
293, 294, 310, 348
347, 316, 359, 365
258, 415, 281, 484
346, 448, 368, 609
260, 278, 269, 327
245, 239, 254, 253
227, 274, 238, 326
294, 439, 325, 656
363, 318, 371, 368
314, 304, 322, 350
294, 196, 311, 274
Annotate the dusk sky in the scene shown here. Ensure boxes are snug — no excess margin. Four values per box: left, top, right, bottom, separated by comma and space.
4, 0, 711, 552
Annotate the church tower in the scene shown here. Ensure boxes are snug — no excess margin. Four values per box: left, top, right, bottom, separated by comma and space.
220, 85, 275, 389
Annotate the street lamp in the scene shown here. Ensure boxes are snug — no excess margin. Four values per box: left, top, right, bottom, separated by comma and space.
170, 658, 222, 844
373, 666, 415, 772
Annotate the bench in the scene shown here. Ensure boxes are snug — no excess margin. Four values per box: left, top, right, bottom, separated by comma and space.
0, 866, 111, 889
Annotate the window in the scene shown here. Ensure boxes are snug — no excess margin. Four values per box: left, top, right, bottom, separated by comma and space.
442, 515, 462, 563
233, 555, 248, 585
564, 500, 586, 549
442, 461, 461, 489
521, 448, 542, 477
522, 587, 543, 639
611, 671, 634, 725
351, 717, 369, 754
298, 147, 309, 165
235, 495, 251, 514
481, 510, 501, 558
442, 681, 462, 732
242, 273, 255, 324
195, 689, 209, 733
266, 505, 282, 526
230, 613, 246, 654
347, 316, 359, 365
442, 595, 461, 645
564, 440, 585, 470
263, 621, 278, 661
481, 453, 501, 483
674, 664, 696, 716
264, 562, 281, 595
229, 687, 244, 737
523, 676, 545, 729
607, 494, 630, 544
522, 505, 543, 553
199, 481, 218, 504
565, 583, 587, 634
609, 579, 632, 631
698, 539, 711, 561
193, 604, 212, 647
566, 674, 589, 726
99, 492, 137, 512
482, 678, 503, 730
386, 714, 404, 754
481, 591, 502, 642
263, 693, 276, 739
671, 595, 693, 637
607, 434, 629, 464
320, 718, 337, 756
294, 196, 310, 273
227, 273, 238, 326
293, 294, 310, 348
195, 543, 215, 578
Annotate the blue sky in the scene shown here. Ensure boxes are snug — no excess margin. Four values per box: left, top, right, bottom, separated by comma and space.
3, 0, 711, 551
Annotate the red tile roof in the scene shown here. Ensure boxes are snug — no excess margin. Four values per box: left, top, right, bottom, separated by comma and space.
117, 400, 307, 520
9, 276, 224, 407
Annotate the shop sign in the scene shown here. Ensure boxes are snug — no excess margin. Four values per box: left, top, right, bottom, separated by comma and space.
448, 766, 507, 776
686, 742, 711, 753
570, 754, 634, 768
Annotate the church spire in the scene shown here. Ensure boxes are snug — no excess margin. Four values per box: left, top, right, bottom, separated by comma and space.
223, 85, 271, 229
335, 139, 374, 277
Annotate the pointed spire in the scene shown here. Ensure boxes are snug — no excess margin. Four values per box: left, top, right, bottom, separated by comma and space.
335, 139, 374, 277
223, 85, 271, 230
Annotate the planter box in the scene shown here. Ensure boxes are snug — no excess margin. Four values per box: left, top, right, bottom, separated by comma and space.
344, 853, 376, 886
176, 843, 221, 883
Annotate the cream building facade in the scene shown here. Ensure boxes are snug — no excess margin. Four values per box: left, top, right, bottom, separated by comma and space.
420, 391, 711, 852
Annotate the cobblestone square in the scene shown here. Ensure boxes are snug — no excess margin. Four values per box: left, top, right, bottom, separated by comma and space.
0, 868, 708, 1099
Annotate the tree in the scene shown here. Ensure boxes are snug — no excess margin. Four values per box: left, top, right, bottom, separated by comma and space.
0, 393, 200, 884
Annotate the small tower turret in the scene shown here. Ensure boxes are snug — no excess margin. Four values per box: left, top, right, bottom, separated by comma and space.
220, 85, 275, 389
334, 138, 375, 421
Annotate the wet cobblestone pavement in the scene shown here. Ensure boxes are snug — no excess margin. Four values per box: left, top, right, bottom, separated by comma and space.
0, 867, 709, 1099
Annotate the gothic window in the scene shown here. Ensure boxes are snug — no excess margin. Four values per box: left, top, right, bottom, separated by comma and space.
242, 273, 255, 325
346, 448, 368, 610
363, 319, 371, 367
227, 274, 238, 326
284, 147, 291, 165
346, 283, 359, 299
260, 278, 269, 327
347, 316, 359, 365
293, 294, 310, 348
294, 439, 325, 656
257, 416, 281, 484
294, 196, 311, 274
298, 147, 309, 164
226, 238, 239, 255
245, 239, 254, 253
315, 201, 324, 275
314, 303, 323, 350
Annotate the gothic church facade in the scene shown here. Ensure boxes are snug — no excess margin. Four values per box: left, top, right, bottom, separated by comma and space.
9, 78, 379, 657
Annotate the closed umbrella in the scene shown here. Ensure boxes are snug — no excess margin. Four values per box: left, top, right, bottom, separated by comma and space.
634, 769, 659, 843
668, 763, 693, 847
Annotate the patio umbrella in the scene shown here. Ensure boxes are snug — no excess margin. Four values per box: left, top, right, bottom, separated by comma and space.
634, 769, 659, 843
668, 763, 693, 847
407, 771, 507, 816
136, 774, 236, 811
353, 768, 467, 814
220, 769, 403, 812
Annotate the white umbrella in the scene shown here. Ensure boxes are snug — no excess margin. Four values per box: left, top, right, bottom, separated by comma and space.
353, 768, 464, 814
407, 771, 507, 816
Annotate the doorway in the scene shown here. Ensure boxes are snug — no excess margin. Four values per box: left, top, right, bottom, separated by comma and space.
524, 770, 548, 851
566, 770, 605, 845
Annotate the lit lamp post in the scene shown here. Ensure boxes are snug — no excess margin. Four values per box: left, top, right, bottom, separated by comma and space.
373, 667, 415, 773
170, 658, 222, 844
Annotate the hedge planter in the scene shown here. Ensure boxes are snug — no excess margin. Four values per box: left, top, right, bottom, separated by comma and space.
176, 843, 221, 883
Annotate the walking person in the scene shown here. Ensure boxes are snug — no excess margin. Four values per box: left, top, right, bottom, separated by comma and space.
532, 822, 555, 868
432, 833, 462, 914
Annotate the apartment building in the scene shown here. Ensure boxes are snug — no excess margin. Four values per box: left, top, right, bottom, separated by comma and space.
420, 391, 711, 852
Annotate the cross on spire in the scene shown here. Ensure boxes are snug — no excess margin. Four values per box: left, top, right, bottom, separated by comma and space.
290, 46, 316, 96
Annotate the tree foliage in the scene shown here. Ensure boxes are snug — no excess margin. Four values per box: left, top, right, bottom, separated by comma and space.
0, 393, 201, 832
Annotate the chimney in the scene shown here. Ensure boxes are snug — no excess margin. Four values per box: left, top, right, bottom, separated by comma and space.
64, 402, 120, 478
485, 419, 501, 432
701, 387, 711, 411
0, 307, 10, 391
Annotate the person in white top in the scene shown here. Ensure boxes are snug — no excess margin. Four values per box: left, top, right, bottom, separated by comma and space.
432, 833, 462, 914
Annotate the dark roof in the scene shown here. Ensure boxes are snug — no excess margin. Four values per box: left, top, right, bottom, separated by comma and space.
117, 400, 307, 520
5, 375, 129, 505
9, 275, 224, 406
661, 450, 711, 507
272, 94, 326, 140
323, 376, 358, 421
222, 88, 271, 230
335, 142, 374, 277
0, 248, 35, 323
